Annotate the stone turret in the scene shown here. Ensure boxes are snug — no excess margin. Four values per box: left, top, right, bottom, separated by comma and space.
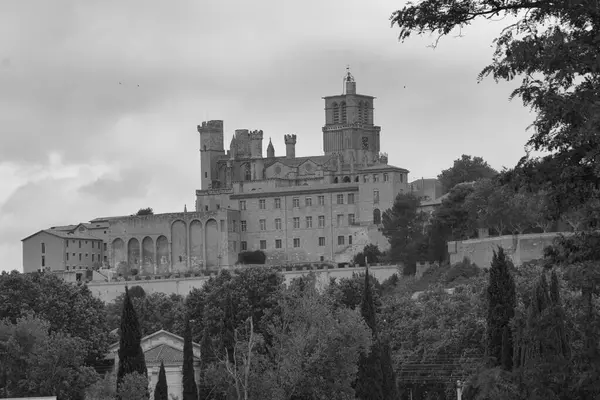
344, 69, 356, 95
284, 134, 297, 159
267, 138, 275, 158
249, 130, 263, 159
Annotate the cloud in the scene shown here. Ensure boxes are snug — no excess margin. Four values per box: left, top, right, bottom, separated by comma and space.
78, 167, 153, 202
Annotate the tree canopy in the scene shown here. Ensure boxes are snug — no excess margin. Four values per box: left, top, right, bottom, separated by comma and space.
437, 155, 498, 194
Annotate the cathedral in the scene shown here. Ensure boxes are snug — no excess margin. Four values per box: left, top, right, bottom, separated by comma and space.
22, 71, 410, 276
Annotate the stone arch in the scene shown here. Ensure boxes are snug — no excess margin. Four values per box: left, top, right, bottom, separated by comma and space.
171, 220, 187, 271
373, 208, 381, 225
205, 219, 219, 268
127, 238, 140, 272
112, 238, 125, 269
332, 102, 339, 123
156, 235, 169, 274
333, 177, 339, 183
190, 220, 204, 270
343, 176, 351, 183
141, 236, 154, 275
340, 102, 347, 123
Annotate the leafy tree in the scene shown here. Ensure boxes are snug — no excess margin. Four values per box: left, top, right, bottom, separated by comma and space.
154, 362, 168, 400
381, 193, 427, 275
117, 287, 147, 397
182, 318, 198, 400
430, 182, 477, 241
135, 208, 154, 216
486, 247, 516, 369
326, 272, 383, 311
390, 0, 600, 208
354, 243, 383, 266
237, 250, 267, 265
436, 155, 498, 194
117, 372, 149, 400
0, 271, 109, 364
85, 372, 117, 400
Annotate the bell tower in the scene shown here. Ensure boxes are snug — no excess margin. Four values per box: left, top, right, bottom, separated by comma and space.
198, 120, 225, 190
321, 68, 381, 165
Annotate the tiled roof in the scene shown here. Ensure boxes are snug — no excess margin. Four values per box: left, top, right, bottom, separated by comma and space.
44, 229, 102, 241
356, 164, 409, 173
144, 344, 192, 364
264, 154, 333, 169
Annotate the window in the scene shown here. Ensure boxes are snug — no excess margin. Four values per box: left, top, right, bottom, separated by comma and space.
205, 205, 209, 211
373, 174, 379, 182
374, 190, 380, 204
373, 208, 381, 224
232, 220, 237, 232
239, 200, 246, 210
293, 238, 300, 248
85, 253, 88, 258
318, 195, 325, 206
241, 241, 247, 251
363, 175, 368, 183
348, 193, 355, 204
337, 214, 344, 227
85, 241, 88, 244
79, 241, 82, 248
349, 235, 353, 245
260, 240, 267, 250
260, 219, 266, 231
275, 218, 282, 230
336, 194, 344, 204
104, 243, 107, 251
338, 236, 345, 245
383, 173, 389, 182
293, 197, 300, 208
306, 216, 313, 228
66, 253, 69, 260
41, 243, 45, 253
41, 256, 45, 267
79, 254, 82, 261
233, 241, 237, 251
104, 256, 107, 262
259, 199, 266, 209
400, 174, 404, 183
274, 198, 281, 209
241, 221, 247, 231
216, 204, 220, 210
305, 197, 312, 206
293, 217, 300, 229
348, 214, 355, 225
318, 215, 325, 228
205, 172, 208, 178
318, 237, 325, 246
275, 239, 282, 249
92, 254, 95, 262
66, 241, 69, 248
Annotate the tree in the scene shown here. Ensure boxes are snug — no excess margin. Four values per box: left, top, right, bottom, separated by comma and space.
430, 182, 477, 241
326, 272, 383, 311
381, 193, 427, 275
182, 318, 198, 400
0, 271, 109, 364
117, 287, 147, 397
486, 247, 517, 369
117, 372, 149, 400
135, 208, 154, 216
354, 244, 383, 266
390, 0, 600, 208
437, 155, 498, 194
154, 362, 169, 400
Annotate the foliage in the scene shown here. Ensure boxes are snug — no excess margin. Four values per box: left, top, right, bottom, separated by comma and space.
135, 207, 154, 216
0, 271, 109, 364
106, 291, 186, 337
486, 247, 517, 369
443, 258, 481, 285
85, 372, 117, 400
237, 250, 267, 265
117, 287, 147, 397
326, 272, 383, 311
182, 318, 198, 400
436, 155, 498, 194
381, 193, 427, 275
117, 372, 149, 400
429, 183, 476, 242
154, 362, 169, 400
0, 314, 98, 400
354, 243, 383, 266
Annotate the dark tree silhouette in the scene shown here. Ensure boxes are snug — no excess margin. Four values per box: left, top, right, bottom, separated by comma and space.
154, 361, 168, 400
117, 287, 147, 397
182, 318, 198, 400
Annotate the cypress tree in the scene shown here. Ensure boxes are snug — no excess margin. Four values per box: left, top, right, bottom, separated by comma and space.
182, 318, 198, 400
154, 361, 169, 400
117, 286, 147, 396
500, 325, 512, 371
486, 247, 516, 367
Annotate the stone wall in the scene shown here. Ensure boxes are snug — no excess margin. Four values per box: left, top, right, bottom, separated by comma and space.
448, 232, 571, 268
88, 264, 401, 304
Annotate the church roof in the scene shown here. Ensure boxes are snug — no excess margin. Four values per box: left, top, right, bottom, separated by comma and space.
357, 164, 409, 173
264, 154, 333, 169
144, 344, 187, 364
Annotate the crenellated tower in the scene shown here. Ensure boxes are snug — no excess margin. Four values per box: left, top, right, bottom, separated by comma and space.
284, 134, 297, 159
321, 68, 381, 166
198, 120, 225, 190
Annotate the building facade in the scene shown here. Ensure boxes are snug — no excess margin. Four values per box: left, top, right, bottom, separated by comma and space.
22, 71, 413, 275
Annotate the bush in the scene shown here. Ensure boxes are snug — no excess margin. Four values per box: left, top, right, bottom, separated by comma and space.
443, 257, 480, 284
237, 250, 267, 264
117, 372, 148, 400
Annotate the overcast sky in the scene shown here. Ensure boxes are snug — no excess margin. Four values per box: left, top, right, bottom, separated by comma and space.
0, 0, 534, 272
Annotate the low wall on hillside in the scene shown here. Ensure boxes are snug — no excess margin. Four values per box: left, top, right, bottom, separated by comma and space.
448, 232, 571, 268
88, 265, 401, 304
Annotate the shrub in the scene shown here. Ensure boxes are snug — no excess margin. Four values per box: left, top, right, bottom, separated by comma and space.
443, 257, 480, 284
237, 250, 267, 264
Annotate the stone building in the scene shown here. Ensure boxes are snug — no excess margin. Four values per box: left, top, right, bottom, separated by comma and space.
22, 70, 413, 274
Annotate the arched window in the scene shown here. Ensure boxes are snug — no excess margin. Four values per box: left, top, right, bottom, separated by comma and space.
343, 176, 351, 183
244, 165, 251, 181
332, 102, 339, 123
334, 177, 339, 183
355, 176, 359, 182
341, 102, 347, 123
373, 208, 381, 224
358, 101, 364, 123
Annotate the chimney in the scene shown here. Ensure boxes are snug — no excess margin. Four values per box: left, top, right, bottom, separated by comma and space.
284, 134, 297, 159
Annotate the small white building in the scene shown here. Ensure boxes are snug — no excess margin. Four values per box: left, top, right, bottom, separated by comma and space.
105, 330, 202, 400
